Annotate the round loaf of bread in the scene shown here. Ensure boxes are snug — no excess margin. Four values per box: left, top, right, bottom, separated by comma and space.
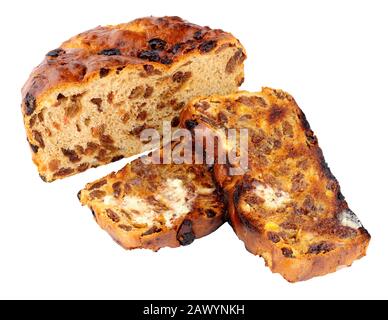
22, 16, 246, 182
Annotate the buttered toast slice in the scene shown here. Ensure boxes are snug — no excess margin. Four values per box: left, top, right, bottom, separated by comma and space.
79, 150, 225, 251
180, 88, 370, 282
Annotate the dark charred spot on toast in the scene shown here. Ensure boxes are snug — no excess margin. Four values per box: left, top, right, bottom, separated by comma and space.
106, 209, 120, 223
98, 48, 121, 56
269, 105, 286, 123
171, 116, 180, 127
111, 155, 124, 163
99, 68, 110, 78
90, 209, 96, 218
206, 209, 217, 218
199, 40, 217, 53
281, 247, 294, 258
305, 130, 318, 146
177, 219, 195, 246
307, 242, 335, 255
77, 190, 82, 201
359, 227, 371, 239
268, 232, 281, 243
39, 174, 48, 182
148, 38, 167, 51
337, 191, 345, 202
142, 226, 162, 236
28, 138, 39, 153
315, 148, 337, 182
297, 109, 311, 131
138, 50, 160, 62
61, 148, 80, 163
88, 179, 107, 190
54, 167, 74, 178
185, 119, 198, 130
226, 49, 246, 73
297, 111, 318, 146
46, 48, 65, 58
24, 92, 36, 116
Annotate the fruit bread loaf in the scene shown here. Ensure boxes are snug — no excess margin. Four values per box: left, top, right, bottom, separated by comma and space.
22, 16, 246, 182
78, 145, 225, 251
180, 88, 370, 282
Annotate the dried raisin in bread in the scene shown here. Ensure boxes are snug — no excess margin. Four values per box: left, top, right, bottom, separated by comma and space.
22, 16, 246, 182
180, 88, 370, 282
78, 146, 225, 251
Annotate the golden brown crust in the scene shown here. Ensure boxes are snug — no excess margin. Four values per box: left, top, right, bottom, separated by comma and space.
79, 146, 225, 251
180, 88, 370, 282
21, 16, 239, 116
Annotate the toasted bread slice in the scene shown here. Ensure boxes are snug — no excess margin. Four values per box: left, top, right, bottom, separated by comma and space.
79, 147, 225, 251
180, 88, 370, 282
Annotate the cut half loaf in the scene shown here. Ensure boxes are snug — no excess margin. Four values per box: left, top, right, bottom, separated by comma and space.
22, 16, 246, 182
78, 145, 225, 251
180, 88, 370, 282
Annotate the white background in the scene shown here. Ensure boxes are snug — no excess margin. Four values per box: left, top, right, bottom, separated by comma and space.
0, 0, 387, 300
